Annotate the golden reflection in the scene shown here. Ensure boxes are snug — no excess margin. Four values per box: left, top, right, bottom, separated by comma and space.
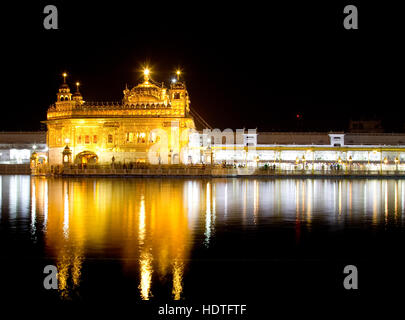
31, 181, 36, 236
25, 177, 405, 300
42, 179, 84, 299
349, 181, 352, 217
295, 180, 300, 217
44, 180, 48, 231
56, 246, 83, 299
204, 182, 212, 247
29, 178, 195, 300
63, 181, 69, 238
224, 182, 228, 216
139, 250, 153, 300
385, 181, 388, 224
401, 181, 405, 215
373, 181, 378, 225
338, 180, 342, 215
0, 176, 2, 217
139, 196, 146, 244
172, 258, 184, 300
253, 180, 259, 223
138, 195, 153, 300
212, 183, 216, 225
301, 180, 306, 218
395, 181, 398, 219
243, 180, 247, 222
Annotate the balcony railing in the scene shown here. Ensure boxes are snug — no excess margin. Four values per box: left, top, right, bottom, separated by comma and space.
32, 163, 405, 177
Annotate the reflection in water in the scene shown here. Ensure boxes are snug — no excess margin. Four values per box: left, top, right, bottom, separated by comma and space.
1, 176, 403, 300
373, 181, 378, 224
204, 182, 212, 247
31, 181, 36, 237
63, 182, 69, 239
43, 180, 48, 231
138, 195, 153, 300
7, 175, 30, 220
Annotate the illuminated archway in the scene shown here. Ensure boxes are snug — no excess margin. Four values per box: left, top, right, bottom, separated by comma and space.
75, 151, 98, 164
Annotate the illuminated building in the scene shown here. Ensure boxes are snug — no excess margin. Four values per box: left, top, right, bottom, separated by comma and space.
194, 131, 405, 172
44, 69, 196, 165
0, 132, 46, 164
39, 68, 405, 173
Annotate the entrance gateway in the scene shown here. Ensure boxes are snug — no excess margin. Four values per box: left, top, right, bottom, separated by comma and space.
75, 151, 98, 164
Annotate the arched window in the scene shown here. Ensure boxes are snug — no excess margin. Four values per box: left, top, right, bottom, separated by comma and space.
108, 134, 113, 143
138, 132, 146, 143
149, 132, 156, 143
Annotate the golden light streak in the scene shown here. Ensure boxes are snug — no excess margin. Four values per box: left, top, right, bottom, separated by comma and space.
63, 182, 69, 238
395, 181, 398, 219
385, 181, 388, 224
373, 181, 378, 225
139, 251, 153, 300
204, 182, 211, 247
40, 179, 193, 300
172, 259, 184, 300
138, 196, 153, 300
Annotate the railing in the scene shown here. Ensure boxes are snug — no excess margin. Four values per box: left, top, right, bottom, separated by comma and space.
0, 164, 31, 174
34, 164, 405, 177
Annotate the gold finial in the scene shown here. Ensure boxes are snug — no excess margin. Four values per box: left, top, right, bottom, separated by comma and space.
62, 72, 67, 83
143, 68, 150, 82
76, 82, 80, 91
176, 69, 181, 81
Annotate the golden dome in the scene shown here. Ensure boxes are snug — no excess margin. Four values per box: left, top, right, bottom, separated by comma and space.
123, 79, 168, 104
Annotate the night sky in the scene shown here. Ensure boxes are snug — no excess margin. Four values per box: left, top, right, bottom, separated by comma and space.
2, 1, 404, 132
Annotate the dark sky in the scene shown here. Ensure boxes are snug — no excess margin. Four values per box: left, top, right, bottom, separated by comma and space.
2, 1, 404, 132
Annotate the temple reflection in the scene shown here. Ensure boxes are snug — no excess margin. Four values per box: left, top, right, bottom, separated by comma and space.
26, 177, 405, 300
30, 178, 199, 300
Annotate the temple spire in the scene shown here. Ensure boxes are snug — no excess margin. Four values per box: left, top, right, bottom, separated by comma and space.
72, 81, 83, 103
143, 68, 150, 82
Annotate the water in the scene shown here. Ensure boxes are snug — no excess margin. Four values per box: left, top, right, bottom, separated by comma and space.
1, 175, 404, 311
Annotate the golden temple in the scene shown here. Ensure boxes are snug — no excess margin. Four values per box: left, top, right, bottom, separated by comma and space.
44, 69, 196, 166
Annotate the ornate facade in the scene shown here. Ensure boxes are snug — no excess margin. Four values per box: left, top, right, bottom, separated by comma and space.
44, 70, 196, 165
